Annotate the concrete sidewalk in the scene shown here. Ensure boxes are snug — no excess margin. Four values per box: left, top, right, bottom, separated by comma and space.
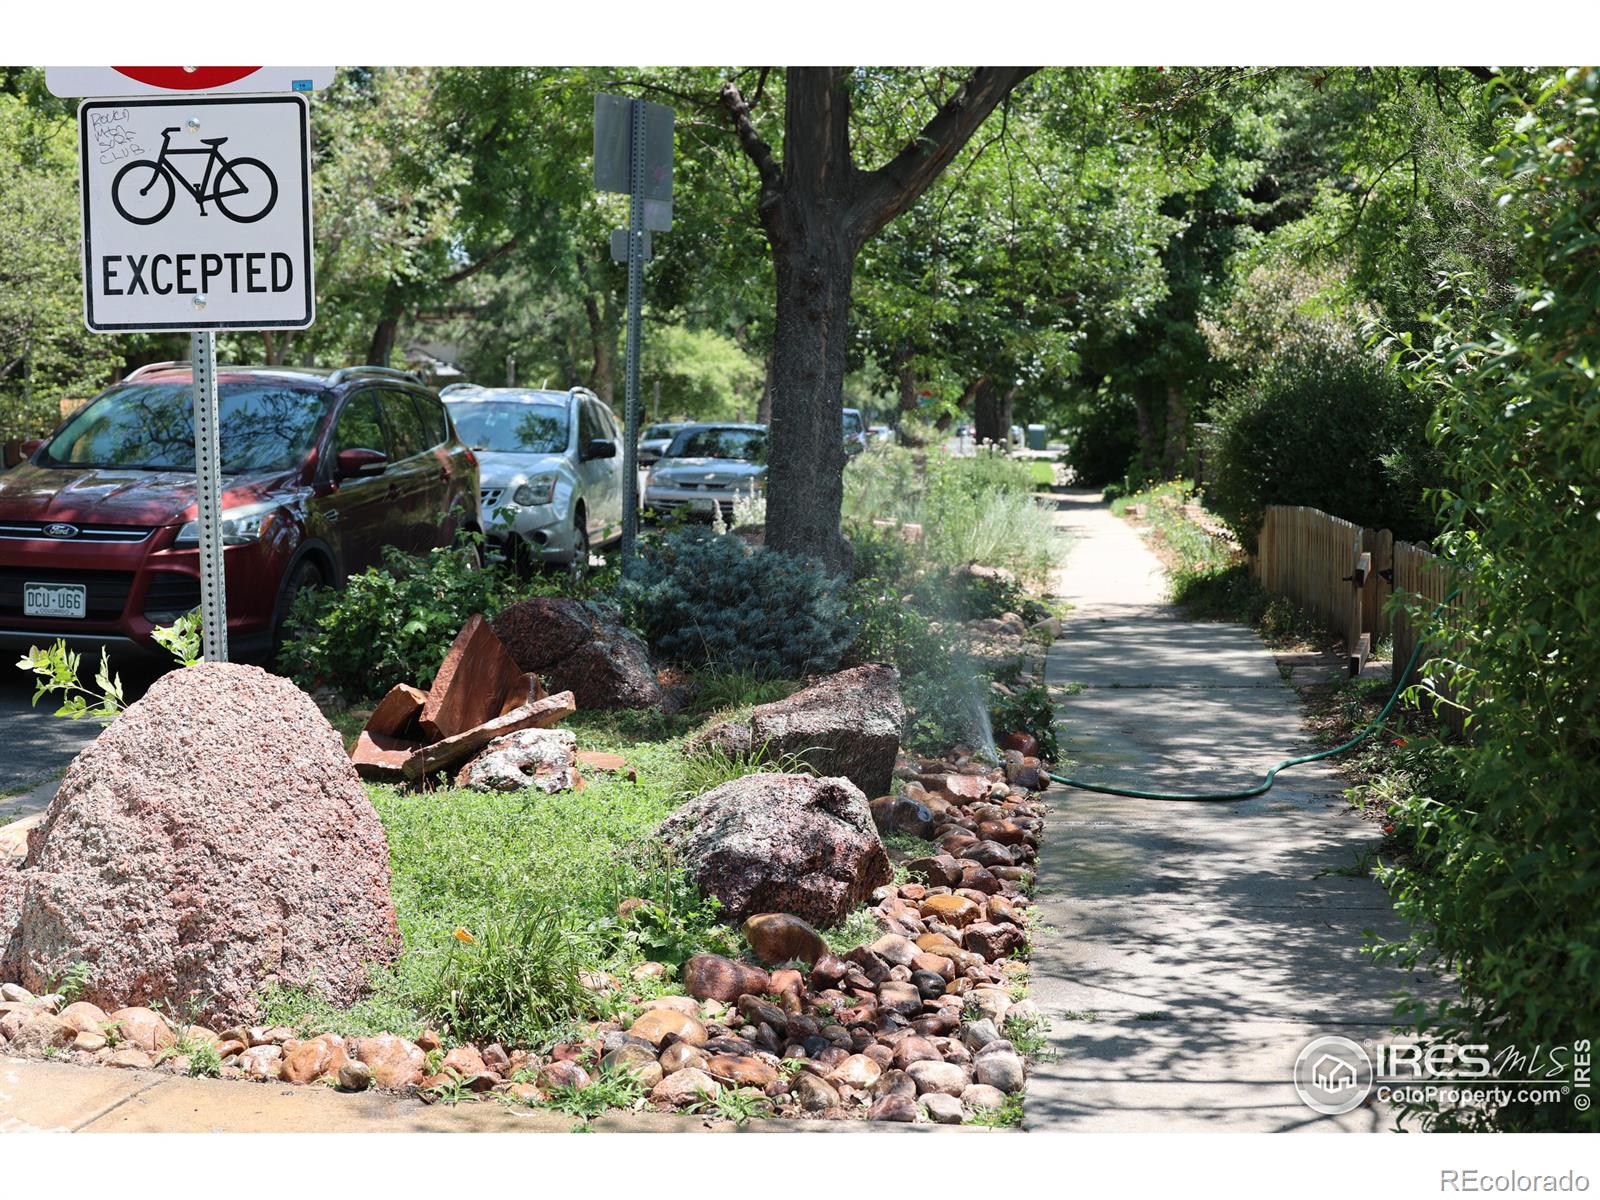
1023, 491, 1450, 1132
0, 1055, 998, 1134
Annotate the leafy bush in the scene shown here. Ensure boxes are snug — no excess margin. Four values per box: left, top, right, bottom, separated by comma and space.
843, 579, 943, 669
901, 657, 987, 756
1062, 391, 1141, 487
1371, 68, 1600, 1134
989, 662, 1060, 761
279, 545, 524, 700
622, 528, 855, 677
1207, 342, 1440, 551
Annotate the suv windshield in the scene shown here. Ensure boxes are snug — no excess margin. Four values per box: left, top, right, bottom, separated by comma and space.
447, 401, 569, 454
668, 427, 767, 462
43, 381, 333, 474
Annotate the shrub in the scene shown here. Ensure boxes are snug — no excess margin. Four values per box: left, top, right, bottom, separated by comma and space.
422, 905, 592, 1048
622, 528, 855, 677
1371, 68, 1600, 1133
1207, 343, 1440, 550
843, 445, 1062, 586
901, 656, 987, 755
278, 545, 532, 700
911, 565, 1053, 626
1062, 392, 1141, 487
843, 579, 943, 669
989, 662, 1060, 761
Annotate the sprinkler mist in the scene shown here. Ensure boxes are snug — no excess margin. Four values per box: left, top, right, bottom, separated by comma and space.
968, 676, 999, 762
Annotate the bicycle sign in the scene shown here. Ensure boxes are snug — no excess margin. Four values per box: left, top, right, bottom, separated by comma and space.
78, 95, 314, 332
111, 126, 278, 225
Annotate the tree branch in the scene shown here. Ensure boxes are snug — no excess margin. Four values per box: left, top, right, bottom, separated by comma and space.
718, 79, 782, 195
441, 236, 520, 287
849, 66, 1038, 245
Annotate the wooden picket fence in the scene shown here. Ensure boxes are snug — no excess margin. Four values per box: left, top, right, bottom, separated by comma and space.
1253, 505, 1469, 729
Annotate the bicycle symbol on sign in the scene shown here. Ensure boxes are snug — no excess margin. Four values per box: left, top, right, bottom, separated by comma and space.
111, 126, 278, 225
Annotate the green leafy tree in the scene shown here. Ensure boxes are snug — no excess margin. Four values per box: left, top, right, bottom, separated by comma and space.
0, 91, 122, 440
1377, 67, 1600, 1133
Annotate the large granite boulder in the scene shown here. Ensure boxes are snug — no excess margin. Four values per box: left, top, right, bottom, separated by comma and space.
687, 664, 904, 797
491, 598, 662, 710
657, 774, 891, 928
0, 663, 399, 1022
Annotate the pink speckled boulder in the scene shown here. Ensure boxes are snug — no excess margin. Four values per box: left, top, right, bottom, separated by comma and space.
0, 662, 399, 1022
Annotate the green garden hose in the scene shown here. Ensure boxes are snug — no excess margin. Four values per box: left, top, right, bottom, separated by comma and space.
1046, 589, 1461, 803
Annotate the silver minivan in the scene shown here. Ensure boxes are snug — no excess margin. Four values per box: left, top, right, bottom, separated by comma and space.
442, 385, 623, 574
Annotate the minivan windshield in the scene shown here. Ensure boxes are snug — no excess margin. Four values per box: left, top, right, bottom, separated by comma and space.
43, 381, 333, 474
667, 427, 767, 462
446, 400, 569, 455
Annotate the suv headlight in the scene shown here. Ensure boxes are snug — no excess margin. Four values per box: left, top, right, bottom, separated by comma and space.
513, 473, 558, 506
174, 500, 277, 546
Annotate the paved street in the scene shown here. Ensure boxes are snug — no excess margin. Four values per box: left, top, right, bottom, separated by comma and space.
1024, 491, 1454, 1132
0, 678, 100, 819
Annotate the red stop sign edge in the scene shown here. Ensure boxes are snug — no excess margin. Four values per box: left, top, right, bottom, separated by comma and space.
111, 67, 262, 91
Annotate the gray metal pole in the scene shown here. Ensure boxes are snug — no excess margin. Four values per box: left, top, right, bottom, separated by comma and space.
190, 331, 229, 661
619, 98, 646, 571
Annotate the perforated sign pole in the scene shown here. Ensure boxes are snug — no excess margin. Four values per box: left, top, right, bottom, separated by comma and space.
619, 98, 646, 570
189, 331, 228, 661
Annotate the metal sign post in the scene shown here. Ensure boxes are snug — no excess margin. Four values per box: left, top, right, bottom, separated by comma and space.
189, 332, 228, 660
620, 100, 648, 565
595, 93, 673, 573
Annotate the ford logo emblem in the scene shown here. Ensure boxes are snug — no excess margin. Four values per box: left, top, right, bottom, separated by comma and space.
43, 523, 79, 539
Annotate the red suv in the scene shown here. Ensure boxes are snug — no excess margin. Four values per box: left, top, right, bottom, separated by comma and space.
0, 363, 479, 662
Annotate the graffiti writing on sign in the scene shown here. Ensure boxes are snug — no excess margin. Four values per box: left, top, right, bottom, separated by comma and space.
90, 108, 145, 165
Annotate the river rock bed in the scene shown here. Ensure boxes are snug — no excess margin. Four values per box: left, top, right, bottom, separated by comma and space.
0, 747, 1049, 1126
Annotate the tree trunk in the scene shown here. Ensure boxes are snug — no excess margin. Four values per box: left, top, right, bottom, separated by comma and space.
579, 249, 618, 404
1164, 384, 1188, 477
757, 348, 775, 425
1134, 392, 1159, 478
719, 66, 1038, 569
974, 378, 1006, 446
895, 343, 919, 413
762, 207, 855, 571
367, 315, 400, 368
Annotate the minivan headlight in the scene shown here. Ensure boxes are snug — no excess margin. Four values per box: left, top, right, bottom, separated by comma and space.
513, 473, 558, 506
174, 500, 276, 546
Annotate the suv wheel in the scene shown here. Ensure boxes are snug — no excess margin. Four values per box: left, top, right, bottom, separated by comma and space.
568, 507, 590, 585
272, 559, 325, 659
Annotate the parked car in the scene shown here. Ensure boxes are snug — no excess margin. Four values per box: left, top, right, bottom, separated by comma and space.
868, 424, 894, 444
843, 407, 868, 456
443, 385, 623, 575
0, 363, 478, 662
643, 423, 767, 525
637, 421, 693, 466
